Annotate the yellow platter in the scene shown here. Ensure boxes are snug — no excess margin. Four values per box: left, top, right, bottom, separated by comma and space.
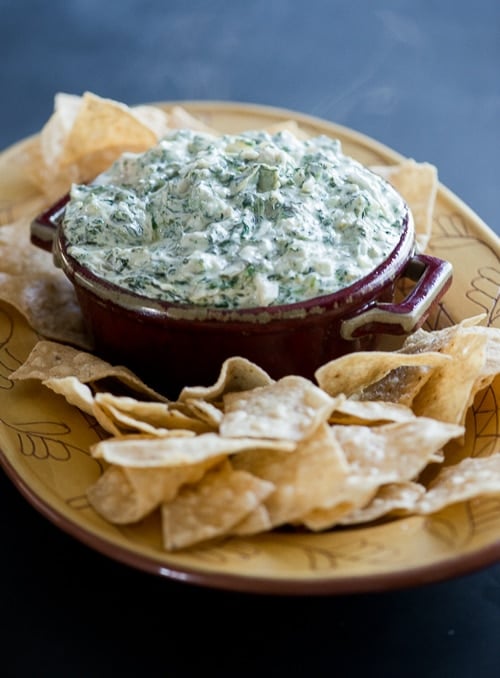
0, 102, 499, 594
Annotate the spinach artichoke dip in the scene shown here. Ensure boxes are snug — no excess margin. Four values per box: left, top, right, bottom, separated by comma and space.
62, 129, 408, 308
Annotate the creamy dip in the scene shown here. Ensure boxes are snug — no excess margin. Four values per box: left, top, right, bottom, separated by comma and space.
62, 129, 407, 308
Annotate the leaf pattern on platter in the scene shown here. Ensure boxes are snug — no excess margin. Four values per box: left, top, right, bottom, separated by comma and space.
0, 306, 25, 390
1, 417, 90, 462
425, 495, 500, 551
470, 385, 499, 459
282, 535, 400, 570
432, 212, 471, 239
182, 532, 400, 571
467, 266, 500, 326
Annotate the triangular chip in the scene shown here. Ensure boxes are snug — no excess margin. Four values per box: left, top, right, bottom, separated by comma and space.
87, 457, 219, 524
10, 340, 167, 402
221, 375, 341, 441
416, 454, 500, 514
315, 350, 449, 399
60, 91, 158, 167
161, 461, 275, 550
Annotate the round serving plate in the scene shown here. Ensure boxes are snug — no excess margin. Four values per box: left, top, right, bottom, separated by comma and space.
0, 101, 499, 594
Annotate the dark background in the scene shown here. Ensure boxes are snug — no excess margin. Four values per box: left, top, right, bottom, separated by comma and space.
1, 0, 499, 234
1, 1, 499, 676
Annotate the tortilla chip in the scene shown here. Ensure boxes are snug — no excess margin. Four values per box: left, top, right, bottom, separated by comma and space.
329, 398, 416, 425
42, 375, 94, 415
334, 418, 463, 479
416, 454, 500, 514
315, 350, 450, 399
229, 505, 273, 536
178, 356, 274, 403
60, 92, 157, 167
221, 375, 341, 441
161, 461, 275, 550
180, 398, 223, 429
401, 318, 500, 397
0, 272, 90, 349
371, 160, 438, 251
299, 483, 379, 531
411, 332, 487, 425
86, 465, 146, 524
338, 481, 426, 525
27, 92, 171, 201
93, 393, 216, 437
91, 432, 295, 468
9, 340, 167, 402
87, 457, 219, 524
232, 423, 348, 527
299, 417, 463, 530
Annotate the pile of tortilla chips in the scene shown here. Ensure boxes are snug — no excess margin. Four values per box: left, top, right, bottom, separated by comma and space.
9, 317, 500, 550
2, 92, 500, 551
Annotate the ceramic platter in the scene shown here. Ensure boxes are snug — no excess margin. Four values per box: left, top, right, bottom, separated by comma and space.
0, 102, 499, 594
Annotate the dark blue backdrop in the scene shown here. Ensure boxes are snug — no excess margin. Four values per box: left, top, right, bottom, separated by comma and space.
1, 0, 499, 234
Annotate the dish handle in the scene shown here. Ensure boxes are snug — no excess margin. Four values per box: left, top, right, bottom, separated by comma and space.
30, 194, 70, 252
340, 254, 453, 339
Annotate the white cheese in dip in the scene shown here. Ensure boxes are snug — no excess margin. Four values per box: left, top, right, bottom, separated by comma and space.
62, 129, 407, 308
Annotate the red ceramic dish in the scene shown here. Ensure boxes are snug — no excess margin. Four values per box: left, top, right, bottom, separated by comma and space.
31, 196, 452, 398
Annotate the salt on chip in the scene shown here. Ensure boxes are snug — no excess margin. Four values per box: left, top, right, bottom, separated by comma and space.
0, 213, 90, 348
357, 364, 437, 408
232, 423, 349, 528
415, 454, 500, 515
91, 432, 295, 468
220, 375, 342, 441
333, 418, 463, 479
399, 314, 485, 353
161, 461, 275, 550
